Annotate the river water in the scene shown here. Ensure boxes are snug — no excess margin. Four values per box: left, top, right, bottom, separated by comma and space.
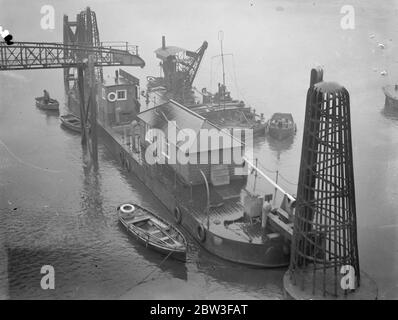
0, 0, 397, 299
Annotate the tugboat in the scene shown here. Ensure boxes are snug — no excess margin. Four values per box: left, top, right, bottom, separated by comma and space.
266, 113, 296, 140
146, 35, 267, 135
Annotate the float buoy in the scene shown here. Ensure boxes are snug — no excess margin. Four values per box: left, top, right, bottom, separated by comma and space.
120, 204, 135, 214
107, 92, 117, 102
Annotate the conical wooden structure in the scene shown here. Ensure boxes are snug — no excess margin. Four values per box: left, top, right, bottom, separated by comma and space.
283, 68, 377, 299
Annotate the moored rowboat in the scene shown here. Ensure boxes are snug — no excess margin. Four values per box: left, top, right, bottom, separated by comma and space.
383, 85, 398, 109
60, 114, 82, 132
117, 203, 187, 262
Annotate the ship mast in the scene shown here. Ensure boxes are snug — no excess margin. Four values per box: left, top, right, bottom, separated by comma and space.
218, 30, 227, 110
219, 30, 226, 88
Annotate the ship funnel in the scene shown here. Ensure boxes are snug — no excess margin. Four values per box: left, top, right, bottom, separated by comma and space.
162, 36, 166, 50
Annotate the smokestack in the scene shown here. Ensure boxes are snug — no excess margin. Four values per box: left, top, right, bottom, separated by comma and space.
162, 36, 166, 50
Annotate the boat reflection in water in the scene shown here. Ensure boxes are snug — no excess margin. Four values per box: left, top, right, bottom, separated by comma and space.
195, 249, 285, 298
265, 132, 296, 161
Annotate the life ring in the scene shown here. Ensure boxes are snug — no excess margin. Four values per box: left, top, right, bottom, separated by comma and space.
174, 207, 182, 224
197, 224, 206, 242
107, 92, 117, 102
120, 204, 135, 214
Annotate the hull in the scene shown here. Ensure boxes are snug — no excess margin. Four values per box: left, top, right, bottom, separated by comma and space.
98, 123, 290, 267
119, 217, 186, 262
268, 126, 295, 140
60, 115, 82, 133
35, 99, 59, 110
61, 123, 81, 133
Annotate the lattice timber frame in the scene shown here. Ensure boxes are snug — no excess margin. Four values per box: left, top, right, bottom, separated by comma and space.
289, 69, 360, 297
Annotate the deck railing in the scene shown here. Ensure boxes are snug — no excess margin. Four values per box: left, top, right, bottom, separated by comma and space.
100, 41, 139, 56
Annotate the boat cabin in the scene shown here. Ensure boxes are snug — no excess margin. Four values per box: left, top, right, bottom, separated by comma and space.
97, 68, 141, 127
136, 100, 247, 186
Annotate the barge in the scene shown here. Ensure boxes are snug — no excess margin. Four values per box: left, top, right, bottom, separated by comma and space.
68, 68, 294, 267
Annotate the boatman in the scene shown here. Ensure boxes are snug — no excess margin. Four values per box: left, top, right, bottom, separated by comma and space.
43, 90, 50, 104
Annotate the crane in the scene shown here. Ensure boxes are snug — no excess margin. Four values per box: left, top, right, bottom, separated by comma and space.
149, 36, 208, 104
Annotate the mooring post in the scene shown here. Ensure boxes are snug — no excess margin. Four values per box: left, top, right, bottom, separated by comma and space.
88, 55, 98, 165
283, 68, 377, 300
77, 65, 87, 145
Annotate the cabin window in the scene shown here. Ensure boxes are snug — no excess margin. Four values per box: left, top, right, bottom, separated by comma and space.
102, 88, 106, 100
116, 90, 127, 100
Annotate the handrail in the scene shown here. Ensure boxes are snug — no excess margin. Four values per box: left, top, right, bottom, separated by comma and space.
0, 41, 144, 70
243, 156, 296, 202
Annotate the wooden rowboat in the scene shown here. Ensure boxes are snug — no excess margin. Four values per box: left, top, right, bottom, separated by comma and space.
60, 114, 82, 133
118, 203, 187, 262
35, 97, 59, 110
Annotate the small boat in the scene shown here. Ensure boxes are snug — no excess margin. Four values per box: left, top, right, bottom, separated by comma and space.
60, 114, 82, 132
266, 113, 297, 140
118, 203, 187, 262
383, 84, 398, 110
35, 97, 59, 110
